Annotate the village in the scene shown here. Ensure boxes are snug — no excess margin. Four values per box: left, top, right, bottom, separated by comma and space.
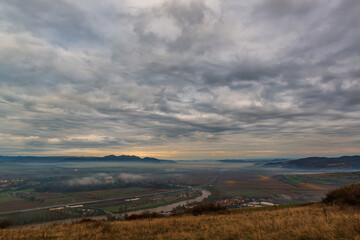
0, 178, 24, 191
215, 196, 277, 208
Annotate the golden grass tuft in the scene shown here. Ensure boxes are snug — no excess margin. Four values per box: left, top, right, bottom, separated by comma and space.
1, 203, 360, 240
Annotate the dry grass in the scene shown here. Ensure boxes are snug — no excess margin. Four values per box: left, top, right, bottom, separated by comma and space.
1, 203, 360, 240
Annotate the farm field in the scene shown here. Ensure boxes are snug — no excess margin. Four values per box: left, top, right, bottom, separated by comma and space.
0, 199, 43, 213
0, 195, 18, 203
102, 194, 181, 212
0, 187, 170, 214
276, 171, 360, 187
214, 171, 304, 203
77, 188, 167, 199
33, 188, 166, 205
213, 170, 360, 204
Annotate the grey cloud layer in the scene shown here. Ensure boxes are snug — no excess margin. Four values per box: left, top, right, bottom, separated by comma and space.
0, 0, 359, 158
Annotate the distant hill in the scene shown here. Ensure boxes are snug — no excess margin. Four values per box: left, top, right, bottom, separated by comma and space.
264, 155, 360, 169
63, 155, 174, 163
0, 155, 174, 163
218, 159, 246, 163
219, 159, 289, 164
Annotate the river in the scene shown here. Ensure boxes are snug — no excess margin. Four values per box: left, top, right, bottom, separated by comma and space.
123, 189, 211, 216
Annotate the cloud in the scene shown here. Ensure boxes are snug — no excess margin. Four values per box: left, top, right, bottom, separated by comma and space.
65, 173, 147, 187
118, 173, 146, 183
0, 0, 359, 159
256, 0, 318, 19
66, 173, 115, 186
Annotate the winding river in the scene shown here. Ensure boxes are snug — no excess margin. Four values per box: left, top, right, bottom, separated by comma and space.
123, 189, 211, 216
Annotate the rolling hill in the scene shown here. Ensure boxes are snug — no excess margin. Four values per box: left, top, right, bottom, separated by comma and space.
264, 155, 360, 169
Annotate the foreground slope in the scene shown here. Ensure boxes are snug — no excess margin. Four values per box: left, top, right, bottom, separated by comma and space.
1, 203, 360, 240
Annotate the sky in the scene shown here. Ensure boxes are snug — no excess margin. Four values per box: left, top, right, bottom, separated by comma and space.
0, 0, 359, 160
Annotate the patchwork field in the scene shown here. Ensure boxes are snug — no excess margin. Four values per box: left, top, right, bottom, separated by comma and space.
0, 188, 169, 214
102, 194, 180, 212
213, 170, 360, 203
0, 195, 18, 203
277, 171, 360, 187
0, 199, 43, 213
78, 188, 167, 199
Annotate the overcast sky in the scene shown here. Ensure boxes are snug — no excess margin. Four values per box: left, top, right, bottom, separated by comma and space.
0, 0, 359, 159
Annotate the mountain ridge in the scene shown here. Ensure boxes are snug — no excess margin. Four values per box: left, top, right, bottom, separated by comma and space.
264, 155, 360, 169
0, 155, 174, 163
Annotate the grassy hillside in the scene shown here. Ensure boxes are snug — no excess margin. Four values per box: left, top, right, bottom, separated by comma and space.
2, 184, 360, 240
1, 203, 360, 240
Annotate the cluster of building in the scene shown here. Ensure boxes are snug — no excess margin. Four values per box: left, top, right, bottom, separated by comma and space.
243, 201, 277, 207
0, 177, 24, 190
49, 205, 100, 218
50, 204, 84, 211
0, 177, 40, 193
216, 196, 277, 208
125, 197, 140, 202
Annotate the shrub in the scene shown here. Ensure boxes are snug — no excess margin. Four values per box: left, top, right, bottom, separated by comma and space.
323, 183, 360, 206
187, 202, 226, 216
79, 218, 98, 223
0, 219, 12, 229
125, 211, 164, 221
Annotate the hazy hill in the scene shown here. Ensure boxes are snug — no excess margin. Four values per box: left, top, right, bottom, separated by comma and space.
219, 159, 289, 164
218, 159, 246, 163
63, 155, 174, 163
264, 155, 360, 169
0, 155, 174, 163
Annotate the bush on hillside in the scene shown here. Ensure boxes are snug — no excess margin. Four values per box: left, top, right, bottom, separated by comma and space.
125, 211, 164, 221
0, 219, 12, 229
187, 202, 226, 216
323, 183, 360, 206
79, 218, 98, 223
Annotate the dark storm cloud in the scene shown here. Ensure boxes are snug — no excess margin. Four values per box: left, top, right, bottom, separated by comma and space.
0, 0, 359, 158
